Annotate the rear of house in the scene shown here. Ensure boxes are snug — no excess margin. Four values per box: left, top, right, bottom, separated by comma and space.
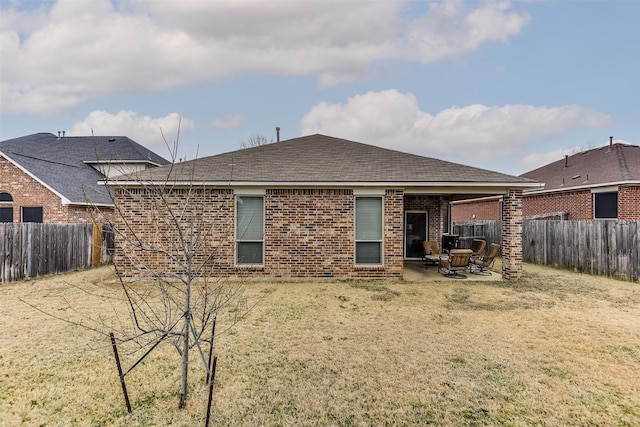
107, 135, 538, 280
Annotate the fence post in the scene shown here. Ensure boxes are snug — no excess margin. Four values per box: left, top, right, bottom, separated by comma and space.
92, 223, 103, 266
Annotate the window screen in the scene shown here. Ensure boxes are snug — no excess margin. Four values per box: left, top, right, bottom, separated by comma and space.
0, 207, 13, 222
236, 196, 264, 264
594, 192, 617, 219
355, 197, 383, 264
22, 207, 43, 223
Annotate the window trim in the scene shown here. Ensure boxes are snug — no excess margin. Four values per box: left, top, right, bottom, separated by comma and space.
354, 195, 384, 267
235, 195, 265, 267
0, 192, 14, 223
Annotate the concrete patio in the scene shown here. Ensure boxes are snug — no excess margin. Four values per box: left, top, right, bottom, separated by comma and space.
403, 260, 503, 282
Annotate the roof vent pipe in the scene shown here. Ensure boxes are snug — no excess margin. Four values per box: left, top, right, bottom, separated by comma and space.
610, 136, 613, 146
564, 154, 568, 168
276, 127, 280, 142
62, 131, 65, 137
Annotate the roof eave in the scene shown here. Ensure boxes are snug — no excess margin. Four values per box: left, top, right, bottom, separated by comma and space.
524, 180, 640, 195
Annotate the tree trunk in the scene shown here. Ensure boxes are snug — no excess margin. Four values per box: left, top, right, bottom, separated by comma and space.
179, 277, 191, 409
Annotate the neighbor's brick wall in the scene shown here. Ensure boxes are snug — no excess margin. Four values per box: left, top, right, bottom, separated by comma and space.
618, 185, 640, 219
451, 199, 501, 222
114, 187, 405, 279
523, 190, 592, 220
0, 155, 112, 223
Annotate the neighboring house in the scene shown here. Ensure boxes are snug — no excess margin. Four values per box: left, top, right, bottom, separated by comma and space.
107, 134, 538, 280
452, 140, 640, 221
0, 133, 169, 223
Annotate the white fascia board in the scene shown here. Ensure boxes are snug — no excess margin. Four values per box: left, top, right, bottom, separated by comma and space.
103, 180, 541, 191
524, 180, 640, 196
1, 150, 72, 205
450, 195, 504, 204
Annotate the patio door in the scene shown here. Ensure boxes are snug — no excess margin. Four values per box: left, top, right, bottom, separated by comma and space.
405, 211, 428, 259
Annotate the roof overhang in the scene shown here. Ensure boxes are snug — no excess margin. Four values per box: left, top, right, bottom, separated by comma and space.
102, 179, 541, 194
523, 180, 640, 196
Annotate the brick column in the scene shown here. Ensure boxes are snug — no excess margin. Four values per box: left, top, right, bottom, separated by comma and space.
502, 189, 523, 279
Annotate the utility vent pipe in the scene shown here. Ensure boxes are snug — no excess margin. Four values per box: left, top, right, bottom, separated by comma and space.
276, 127, 280, 142
610, 136, 613, 146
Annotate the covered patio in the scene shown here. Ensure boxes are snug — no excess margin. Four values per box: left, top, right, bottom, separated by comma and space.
403, 260, 503, 282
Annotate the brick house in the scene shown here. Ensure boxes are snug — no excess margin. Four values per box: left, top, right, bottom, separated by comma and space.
107, 134, 538, 280
0, 133, 169, 223
452, 141, 640, 221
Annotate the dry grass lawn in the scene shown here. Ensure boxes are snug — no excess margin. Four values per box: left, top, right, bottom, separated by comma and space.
1, 263, 639, 426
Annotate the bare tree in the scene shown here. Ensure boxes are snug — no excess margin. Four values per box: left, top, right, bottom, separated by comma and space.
100, 130, 254, 410
239, 133, 274, 149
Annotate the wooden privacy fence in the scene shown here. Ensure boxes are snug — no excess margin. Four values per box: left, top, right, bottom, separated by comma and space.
0, 223, 114, 283
453, 219, 640, 282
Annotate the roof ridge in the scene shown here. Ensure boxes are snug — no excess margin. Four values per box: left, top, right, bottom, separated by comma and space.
615, 144, 631, 180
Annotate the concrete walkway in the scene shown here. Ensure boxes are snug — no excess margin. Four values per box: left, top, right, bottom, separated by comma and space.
402, 260, 502, 282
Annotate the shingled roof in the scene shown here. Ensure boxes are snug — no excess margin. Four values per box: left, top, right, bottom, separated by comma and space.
109, 134, 537, 191
1, 133, 169, 206
521, 143, 640, 193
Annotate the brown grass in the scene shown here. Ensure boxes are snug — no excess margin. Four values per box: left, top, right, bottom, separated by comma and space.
1, 264, 639, 426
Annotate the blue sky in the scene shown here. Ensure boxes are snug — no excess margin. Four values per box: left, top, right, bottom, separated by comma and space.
1, 0, 638, 175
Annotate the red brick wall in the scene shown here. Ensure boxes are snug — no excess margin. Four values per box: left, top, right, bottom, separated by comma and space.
619, 185, 640, 219
502, 189, 523, 279
451, 199, 500, 222
0, 155, 112, 223
523, 189, 592, 219
113, 187, 407, 279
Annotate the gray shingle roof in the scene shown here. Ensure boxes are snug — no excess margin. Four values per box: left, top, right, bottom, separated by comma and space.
1, 133, 169, 205
111, 134, 535, 188
521, 143, 640, 192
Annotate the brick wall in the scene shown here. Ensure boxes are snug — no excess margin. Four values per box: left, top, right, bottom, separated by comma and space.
523, 189, 592, 219
1, 155, 112, 223
502, 189, 523, 279
403, 195, 447, 239
451, 198, 501, 222
618, 185, 640, 219
113, 187, 407, 279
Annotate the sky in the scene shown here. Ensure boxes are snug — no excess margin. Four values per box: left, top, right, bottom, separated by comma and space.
1, 0, 638, 176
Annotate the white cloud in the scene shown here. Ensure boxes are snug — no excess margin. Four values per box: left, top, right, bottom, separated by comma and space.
69, 110, 195, 154
1, 0, 531, 113
211, 113, 243, 130
519, 147, 582, 172
300, 89, 614, 164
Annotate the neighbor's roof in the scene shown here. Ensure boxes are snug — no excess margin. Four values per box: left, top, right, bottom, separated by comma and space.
521, 143, 640, 194
0, 133, 169, 205
108, 134, 537, 191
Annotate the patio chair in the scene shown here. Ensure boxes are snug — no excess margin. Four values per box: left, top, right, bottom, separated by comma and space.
470, 239, 486, 256
470, 243, 500, 275
438, 249, 473, 279
423, 240, 444, 268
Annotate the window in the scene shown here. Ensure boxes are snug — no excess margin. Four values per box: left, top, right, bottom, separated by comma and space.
594, 192, 618, 219
355, 196, 383, 264
22, 207, 43, 223
236, 196, 264, 265
0, 192, 13, 222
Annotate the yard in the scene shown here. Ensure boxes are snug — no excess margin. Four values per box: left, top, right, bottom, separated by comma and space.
1, 263, 639, 426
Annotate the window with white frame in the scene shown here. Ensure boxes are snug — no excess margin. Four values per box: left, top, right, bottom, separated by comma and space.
0, 192, 13, 222
236, 196, 264, 265
355, 196, 383, 264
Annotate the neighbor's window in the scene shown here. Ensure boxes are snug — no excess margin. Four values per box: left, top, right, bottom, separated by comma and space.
355, 196, 383, 264
594, 192, 618, 219
22, 206, 43, 223
236, 196, 264, 265
0, 192, 13, 222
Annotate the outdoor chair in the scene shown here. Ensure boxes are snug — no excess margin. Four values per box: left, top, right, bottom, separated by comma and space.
438, 249, 473, 279
470, 243, 500, 275
423, 240, 444, 268
469, 239, 486, 256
